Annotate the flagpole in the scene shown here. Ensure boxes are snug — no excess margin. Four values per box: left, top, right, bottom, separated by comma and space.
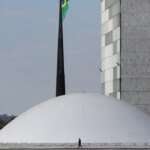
56, 0, 66, 96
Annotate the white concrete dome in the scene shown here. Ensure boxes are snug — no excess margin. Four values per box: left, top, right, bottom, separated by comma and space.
0, 93, 150, 143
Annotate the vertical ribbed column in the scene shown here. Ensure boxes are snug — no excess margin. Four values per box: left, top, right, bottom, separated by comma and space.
101, 0, 121, 99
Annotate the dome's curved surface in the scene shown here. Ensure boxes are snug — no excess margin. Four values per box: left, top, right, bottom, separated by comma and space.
0, 93, 150, 143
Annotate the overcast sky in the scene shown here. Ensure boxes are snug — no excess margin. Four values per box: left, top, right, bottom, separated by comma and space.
0, 0, 101, 115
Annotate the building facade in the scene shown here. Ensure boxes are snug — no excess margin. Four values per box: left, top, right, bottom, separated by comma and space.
101, 0, 150, 114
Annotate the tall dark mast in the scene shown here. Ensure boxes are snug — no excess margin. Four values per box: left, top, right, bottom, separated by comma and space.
56, 0, 66, 96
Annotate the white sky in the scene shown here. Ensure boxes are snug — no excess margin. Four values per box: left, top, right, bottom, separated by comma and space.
0, 0, 101, 114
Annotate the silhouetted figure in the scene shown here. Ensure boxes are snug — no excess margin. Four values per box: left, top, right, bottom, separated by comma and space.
78, 138, 82, 148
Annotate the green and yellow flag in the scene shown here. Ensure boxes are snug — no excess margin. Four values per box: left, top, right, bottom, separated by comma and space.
61, 0, 69, 20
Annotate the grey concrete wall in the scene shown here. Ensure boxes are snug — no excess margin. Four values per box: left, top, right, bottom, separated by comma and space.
121, 0, 150, 114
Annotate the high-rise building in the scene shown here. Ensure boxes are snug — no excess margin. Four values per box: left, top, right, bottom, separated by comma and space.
101, 0, 150, 114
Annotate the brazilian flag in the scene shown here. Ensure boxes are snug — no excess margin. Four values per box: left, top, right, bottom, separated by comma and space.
61, 0, 69, 20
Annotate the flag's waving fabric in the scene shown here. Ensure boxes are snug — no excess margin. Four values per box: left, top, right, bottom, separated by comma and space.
61, 0, 69, 20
